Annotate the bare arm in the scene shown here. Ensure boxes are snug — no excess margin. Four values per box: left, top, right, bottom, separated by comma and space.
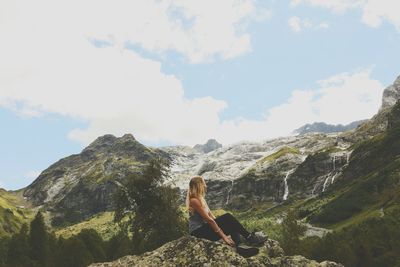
204, 201, 216, 219
208, 210, 216, 219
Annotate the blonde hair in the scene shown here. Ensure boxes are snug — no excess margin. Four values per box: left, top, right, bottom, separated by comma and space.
185, 176, 209, 215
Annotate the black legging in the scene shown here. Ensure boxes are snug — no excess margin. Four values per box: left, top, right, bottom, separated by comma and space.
190, 213, 250, 246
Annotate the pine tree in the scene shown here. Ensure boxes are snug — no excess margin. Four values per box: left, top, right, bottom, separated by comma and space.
6, 224, 31, 267
280, 209, 306, 255
0, 236, 9, 267
55, 237, 93, 267
29, 211, 49, 267
76, 229, 106, 263
114, 157, 186, 254
105, 231, 133, 261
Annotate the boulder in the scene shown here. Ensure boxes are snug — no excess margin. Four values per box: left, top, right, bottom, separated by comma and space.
89, 235, 343, 267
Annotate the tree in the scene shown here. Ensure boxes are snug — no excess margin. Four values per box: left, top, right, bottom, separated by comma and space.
105, 231, 133, 261
114, 157, 187, 254
280, 209, 306, 255
29, 211, 49, 267
55, 237, 93, 267
0, 236, 10, 267
76, 229, 106, 263
6, 224, 31, 267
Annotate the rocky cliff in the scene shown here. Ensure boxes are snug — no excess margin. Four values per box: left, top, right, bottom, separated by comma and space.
88, 235, 343, 267
165, 133, 353, 209
381, 75, 400, 110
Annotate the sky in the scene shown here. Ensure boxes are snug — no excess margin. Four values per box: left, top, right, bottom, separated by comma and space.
1, 0, 400, 190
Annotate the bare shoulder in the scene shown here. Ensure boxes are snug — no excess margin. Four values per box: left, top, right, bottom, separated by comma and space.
189, 197, 201, 207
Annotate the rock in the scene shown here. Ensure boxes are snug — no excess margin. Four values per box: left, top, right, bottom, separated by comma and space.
381, 75, 400, 110
88, 235, 343, 267
264, 239, 284, 258
193, 139, 223, 154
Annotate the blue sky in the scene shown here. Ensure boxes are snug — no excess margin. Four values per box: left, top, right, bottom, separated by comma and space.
1, 0, 399, 190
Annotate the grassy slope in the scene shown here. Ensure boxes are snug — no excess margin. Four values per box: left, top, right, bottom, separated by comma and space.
0, 189, 34, 237
55, 212, 118, 240
308, 123, 400, 228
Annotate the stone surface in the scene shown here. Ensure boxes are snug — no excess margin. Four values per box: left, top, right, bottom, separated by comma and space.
381, 75, 400, 110
89, 235, 343, 267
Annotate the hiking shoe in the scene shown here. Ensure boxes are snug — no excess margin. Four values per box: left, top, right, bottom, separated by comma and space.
236, 245, 259, 258
245, 231, 267, 247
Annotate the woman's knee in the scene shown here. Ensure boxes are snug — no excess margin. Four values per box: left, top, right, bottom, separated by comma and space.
220, 212, 234, 219
217, 213, 236, 223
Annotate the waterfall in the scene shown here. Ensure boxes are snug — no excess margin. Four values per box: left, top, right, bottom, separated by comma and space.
346, 153, 350, 165
283, 169, 295, 201
311, 182, 318, 195
322, 174, 330, 192
332, 155, 336, 171
331, 172, 339, 183
225, 180, 234, 205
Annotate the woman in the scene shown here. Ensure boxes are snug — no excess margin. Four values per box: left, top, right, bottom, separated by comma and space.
186, 176, 267, 258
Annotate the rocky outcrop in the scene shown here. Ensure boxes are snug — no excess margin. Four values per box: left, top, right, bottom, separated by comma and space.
381, 75, 400, 110
193, 139, 223, 153
89, 235, 343, 267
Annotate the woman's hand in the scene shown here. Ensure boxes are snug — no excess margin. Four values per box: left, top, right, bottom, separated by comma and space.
222, 235, 235, 247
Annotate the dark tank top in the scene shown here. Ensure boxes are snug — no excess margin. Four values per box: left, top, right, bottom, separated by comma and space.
188, 205, 209, 234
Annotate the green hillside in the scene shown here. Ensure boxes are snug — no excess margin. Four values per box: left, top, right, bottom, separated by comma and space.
0, 189, 34, 237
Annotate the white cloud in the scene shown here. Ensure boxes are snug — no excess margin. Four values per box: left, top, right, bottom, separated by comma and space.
291, 0, 400, 31
0, 1, 385, 147
290, 0, 365, 13
288, 16, 329, 33
288, 16, 303, 32
212, 68, 384, 144
0, 0, 269, 64
0, 0, 268, 146
362, 0, 400, 30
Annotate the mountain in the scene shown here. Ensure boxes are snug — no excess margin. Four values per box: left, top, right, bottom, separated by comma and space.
293, 120, 366, 135
193, 139, 222, 153
22, 133, 167, 226
164, 133, 350, 209
3, 74, 396, 228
